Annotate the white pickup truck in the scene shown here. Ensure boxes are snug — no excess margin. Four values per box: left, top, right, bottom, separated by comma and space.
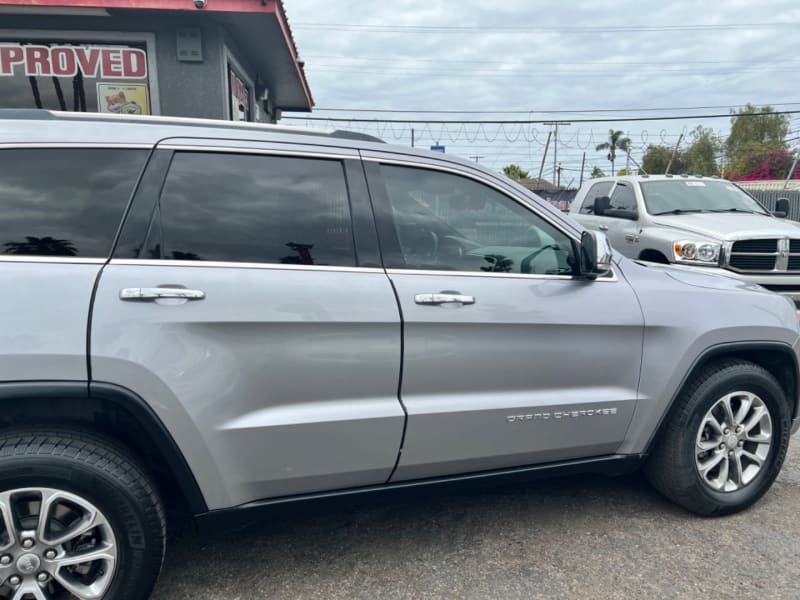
569, 174, 800, 306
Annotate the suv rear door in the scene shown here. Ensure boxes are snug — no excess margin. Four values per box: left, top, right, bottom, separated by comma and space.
90, 139, 404, 509
362, 153, 644, 481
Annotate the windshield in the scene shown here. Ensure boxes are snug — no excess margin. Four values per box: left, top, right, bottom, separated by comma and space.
641, 180, 769, 216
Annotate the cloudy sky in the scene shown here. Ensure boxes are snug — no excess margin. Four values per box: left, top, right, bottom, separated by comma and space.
282, 0, 800, 182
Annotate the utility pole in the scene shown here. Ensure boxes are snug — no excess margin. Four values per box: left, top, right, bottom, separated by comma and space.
579, 152, 586, 187
665, 131, 685, 175
625, 131, 631, 173
538, 131, 552, 182
556, 163, 562, 188
544, 121, 571, 185
469, 155, 485, 164
785, 155, 799, 190
411, 128, 415, 148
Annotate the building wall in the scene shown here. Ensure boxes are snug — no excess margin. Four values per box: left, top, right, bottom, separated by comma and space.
0, 13, 273, 122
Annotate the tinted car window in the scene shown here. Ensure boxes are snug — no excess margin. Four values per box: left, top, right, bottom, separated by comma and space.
580, 181, 614, 214
0, 148, 146, 258
609, 182, 637, 212
379, 165, 576, 275
157, 152, 356, 266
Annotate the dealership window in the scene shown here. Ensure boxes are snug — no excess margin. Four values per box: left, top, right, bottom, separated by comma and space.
0, 39, 153, 114
228, 65, 251, 122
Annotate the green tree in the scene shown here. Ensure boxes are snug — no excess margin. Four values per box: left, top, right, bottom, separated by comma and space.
616, 168, 633, 176
726, 104, 789, 163
595, 129, 632, 176
641, 144, 687, 175
684, 126, 720, 176
502, 164, 530, 180
590, 166, 605, 178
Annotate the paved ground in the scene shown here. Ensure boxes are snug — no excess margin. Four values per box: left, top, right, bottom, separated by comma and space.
152, 441, 800, 599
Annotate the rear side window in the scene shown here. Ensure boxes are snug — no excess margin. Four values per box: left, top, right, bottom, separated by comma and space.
156, 152, 356, 266
579, 181, 614, 214
0, 148, 146, 257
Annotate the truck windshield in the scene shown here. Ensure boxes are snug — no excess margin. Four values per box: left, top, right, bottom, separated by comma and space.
641, 180, 769, 216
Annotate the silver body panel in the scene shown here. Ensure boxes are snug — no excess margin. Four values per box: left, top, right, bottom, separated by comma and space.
0, 261, 99, 381
387, 270, 642, 481
91, 263, 404, 509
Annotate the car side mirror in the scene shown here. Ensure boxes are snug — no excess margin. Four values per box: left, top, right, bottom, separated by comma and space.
593, 196, 611, 216
774, 197, 790, 218
579, 231, 613, 278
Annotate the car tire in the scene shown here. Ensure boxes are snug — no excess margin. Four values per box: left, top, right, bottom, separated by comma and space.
644, 359, 791, 516
0, 428, 165, 599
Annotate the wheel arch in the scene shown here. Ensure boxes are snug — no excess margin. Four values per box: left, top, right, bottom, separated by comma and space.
645, 341, 799, 453
0, 381, 207, 515
638, 248, 670, 263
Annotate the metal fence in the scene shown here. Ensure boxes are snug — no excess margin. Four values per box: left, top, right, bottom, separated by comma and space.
739, 184, 800, 222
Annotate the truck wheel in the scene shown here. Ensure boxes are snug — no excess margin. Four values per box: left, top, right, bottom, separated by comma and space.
644, 359, 791, 516
0, 428, 165, 599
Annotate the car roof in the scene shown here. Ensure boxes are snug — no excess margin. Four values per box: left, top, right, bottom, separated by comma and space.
0, 109, 486, 172
585, 174, 730, 186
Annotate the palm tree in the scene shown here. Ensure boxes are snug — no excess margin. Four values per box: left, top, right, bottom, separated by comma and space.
596, 129, 632, 176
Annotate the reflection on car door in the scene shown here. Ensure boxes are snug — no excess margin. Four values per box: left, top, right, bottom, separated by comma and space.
364, 157, 644, 482
91, 142, 404, 508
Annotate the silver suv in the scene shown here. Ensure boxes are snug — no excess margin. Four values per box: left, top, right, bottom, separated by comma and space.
1, 111, 799, 600
569, 174, 800, 305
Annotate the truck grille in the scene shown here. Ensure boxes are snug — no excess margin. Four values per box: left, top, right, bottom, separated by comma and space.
727, 238, 800, 272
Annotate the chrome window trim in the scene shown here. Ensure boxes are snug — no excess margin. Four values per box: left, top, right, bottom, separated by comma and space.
0, 143, 153, 149
0, 256, 106, 265
361, 155, 582, 244
109, 258, 383, 274
386, 267, 618, 282
158, 145, 357, 161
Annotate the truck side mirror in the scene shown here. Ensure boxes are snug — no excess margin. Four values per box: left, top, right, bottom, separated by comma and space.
593, 196, 611, 216
774, 197, 790, 218
580, 231, 613, 278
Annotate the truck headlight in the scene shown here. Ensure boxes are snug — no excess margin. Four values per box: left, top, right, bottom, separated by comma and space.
673, 240, 721, 265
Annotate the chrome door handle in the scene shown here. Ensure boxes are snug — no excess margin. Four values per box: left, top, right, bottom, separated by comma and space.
598, 225, 609, 231
120, 287, 205, 301
415, 293, 476, 306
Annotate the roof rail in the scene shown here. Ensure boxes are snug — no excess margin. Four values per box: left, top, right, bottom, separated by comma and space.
0, 109, 385, 144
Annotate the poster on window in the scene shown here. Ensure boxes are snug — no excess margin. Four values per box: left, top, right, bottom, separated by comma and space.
229, 67, 250, 122
0, 41, 151, 113
97, 83, 150, 115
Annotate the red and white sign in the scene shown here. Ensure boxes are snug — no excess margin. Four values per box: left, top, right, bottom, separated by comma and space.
0, 44, 147, 79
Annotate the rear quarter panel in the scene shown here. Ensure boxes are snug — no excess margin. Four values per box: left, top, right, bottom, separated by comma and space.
0, 262, 97, 381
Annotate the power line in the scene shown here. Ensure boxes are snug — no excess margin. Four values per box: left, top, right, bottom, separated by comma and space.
293, 21, 800, 34
283, 109, 800, 125
304, 102, 800, 115
303, 54, 800, 67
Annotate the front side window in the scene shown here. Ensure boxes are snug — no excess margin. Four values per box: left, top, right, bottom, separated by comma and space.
608, 182, 637, 212
156, 152, 356, 266
379, 165, 576, 275
580, 181, 614, 214
0, 148, 147, 257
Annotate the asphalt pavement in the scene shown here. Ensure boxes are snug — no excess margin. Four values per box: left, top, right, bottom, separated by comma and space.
152, 441, 800, 599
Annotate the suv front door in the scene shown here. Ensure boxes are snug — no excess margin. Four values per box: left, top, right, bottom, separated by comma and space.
91, 141, 405, 508
363, 155, 644, 481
